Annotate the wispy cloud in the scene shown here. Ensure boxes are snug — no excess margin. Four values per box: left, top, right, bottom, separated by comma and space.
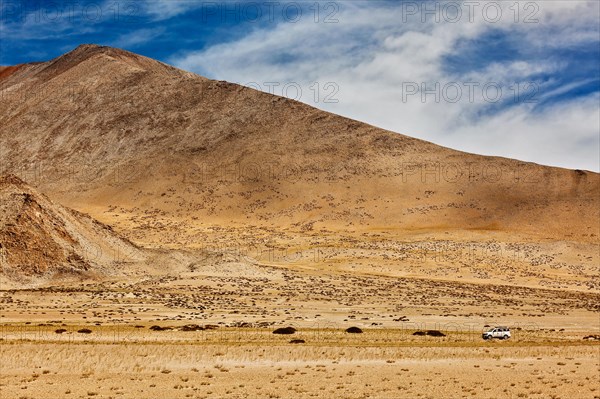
112, 27, 166, 48
135, 0, 205, 21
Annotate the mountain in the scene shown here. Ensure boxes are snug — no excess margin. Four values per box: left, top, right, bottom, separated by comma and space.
0, 174, 145, 286
0, 44, 598, 290
0, 174, 228, 287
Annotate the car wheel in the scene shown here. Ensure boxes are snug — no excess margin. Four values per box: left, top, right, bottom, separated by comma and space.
502, 335, 508, 340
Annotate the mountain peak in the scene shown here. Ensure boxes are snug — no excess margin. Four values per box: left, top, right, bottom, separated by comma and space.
13, 44, 188, 85
74, 43, 107, 51
67, 43, 135, 59
55, 43, 142, 66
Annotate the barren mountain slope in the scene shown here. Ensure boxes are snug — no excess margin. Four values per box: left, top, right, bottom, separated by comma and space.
0, 174, 235, 287
0, 174, 147, 286
0, 45, 598, 289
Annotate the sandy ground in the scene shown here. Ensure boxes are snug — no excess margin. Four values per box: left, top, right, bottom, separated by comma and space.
1, 269, 599, 398
1, 334, 598, 399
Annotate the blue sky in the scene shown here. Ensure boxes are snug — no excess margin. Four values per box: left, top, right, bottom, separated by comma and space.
1, 0, 599, 171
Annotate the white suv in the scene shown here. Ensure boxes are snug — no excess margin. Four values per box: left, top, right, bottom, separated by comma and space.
482, 326, 511, 340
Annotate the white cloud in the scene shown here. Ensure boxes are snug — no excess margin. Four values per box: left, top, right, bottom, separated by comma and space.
135, 0, 204, 20
170, 1, 600, 171
447, 94, 600, 170
112, 27, 166, 48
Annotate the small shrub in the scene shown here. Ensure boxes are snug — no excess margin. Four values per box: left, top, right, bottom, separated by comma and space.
273, 327, 296, 335
345, 327, 363, 334
181, 324, 204, 332
426, 330, 446, 337
150, 325, 172, 331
